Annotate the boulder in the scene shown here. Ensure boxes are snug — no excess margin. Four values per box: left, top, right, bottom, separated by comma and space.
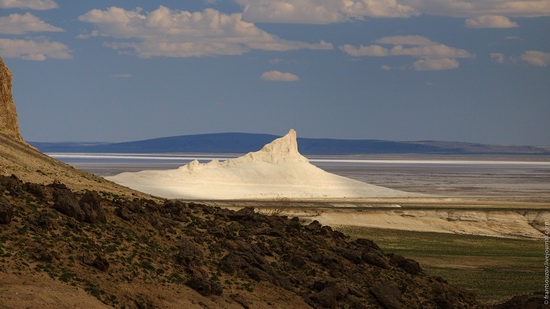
0, 197, 13, 224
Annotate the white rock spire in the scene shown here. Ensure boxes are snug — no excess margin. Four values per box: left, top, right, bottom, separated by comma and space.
107, 129, 421, 199
240, 129, 307, 164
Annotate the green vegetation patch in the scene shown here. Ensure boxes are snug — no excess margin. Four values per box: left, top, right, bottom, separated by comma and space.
338, 226, 543, 304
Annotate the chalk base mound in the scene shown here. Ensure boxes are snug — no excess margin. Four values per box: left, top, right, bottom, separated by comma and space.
107, 130, 421, 200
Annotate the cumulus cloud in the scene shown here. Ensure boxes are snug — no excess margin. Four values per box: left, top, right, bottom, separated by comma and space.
490, 52, 506, 64
412, 58, 459, 71
78, 6, 333, 58
261, 70, 300, 81
0, 0, 57, 10
231, 0, 550, 24
375, 35, 434, 46
465, 15, 518, 28
0, 13, 63, 34
401, 0, 550, 18
235, 0, 417, 24
339, 44, 388, 57
390, 44, 471, 58
520, 51, 550, 67
341, 35, 472, 71
0, 38, 72, 60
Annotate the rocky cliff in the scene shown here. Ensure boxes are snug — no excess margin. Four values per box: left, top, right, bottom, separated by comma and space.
0, 57, 23, 143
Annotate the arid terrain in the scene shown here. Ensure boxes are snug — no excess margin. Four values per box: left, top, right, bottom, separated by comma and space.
1, 56, 546, 308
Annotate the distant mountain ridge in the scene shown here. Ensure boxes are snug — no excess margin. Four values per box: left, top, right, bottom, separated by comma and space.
31, 132, 550, 155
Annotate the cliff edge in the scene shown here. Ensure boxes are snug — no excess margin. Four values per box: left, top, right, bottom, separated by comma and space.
0, 57, 23, 142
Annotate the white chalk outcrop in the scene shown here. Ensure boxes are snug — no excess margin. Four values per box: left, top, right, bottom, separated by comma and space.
107, 129, 420, 199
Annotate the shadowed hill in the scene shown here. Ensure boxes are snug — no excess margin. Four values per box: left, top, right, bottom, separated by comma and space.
32, 132, 550, 155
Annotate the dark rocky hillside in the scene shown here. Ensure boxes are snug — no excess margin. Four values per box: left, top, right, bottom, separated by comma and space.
0, 174, 488, 308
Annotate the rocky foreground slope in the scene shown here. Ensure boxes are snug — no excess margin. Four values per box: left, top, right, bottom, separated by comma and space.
1, 174, 483, 308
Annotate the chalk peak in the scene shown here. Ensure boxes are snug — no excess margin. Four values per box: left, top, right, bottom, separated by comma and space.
241, 129, 307, 164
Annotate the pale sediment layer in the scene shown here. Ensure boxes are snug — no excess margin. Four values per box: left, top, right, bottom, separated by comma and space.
298, 209, 549, 239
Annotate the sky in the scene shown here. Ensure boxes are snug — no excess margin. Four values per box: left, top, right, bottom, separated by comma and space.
1, 0, 549, 146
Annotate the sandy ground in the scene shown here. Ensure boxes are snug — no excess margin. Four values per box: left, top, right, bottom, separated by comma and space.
0, 273, 111, 309
0, 272, 310, 309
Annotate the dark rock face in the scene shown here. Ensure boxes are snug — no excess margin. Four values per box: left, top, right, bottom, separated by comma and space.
389, 253, 423, 275
312, 281, 350, 308
79, 191, 106, 223
494, 292, 546, 309
52, 188, 106, 224
186, 268, 223, 296
0, 197, 13, 224
371, 283, 405, 309
82, 254, 110, 271
177, 238, 203, 266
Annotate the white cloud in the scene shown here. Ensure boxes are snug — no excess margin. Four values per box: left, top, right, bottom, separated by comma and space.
390, 44, 471, 58
340, 35, 473, 71
232, 0, 550, 24
375, 35, 434, 46
401, 0, 550, 18
465, 15, 518, 28
261, 70, 300, 81
339, 44, 388, 57
412, 58, 459, 71
0, 13, 63, 34
341, 35, 472, 71
0, 38, 72, 60
490, 52, 506, 64
235, 0, 417, 24
78, 6, 333, 58
0, 0, 57, 10
520, 51, 550, 67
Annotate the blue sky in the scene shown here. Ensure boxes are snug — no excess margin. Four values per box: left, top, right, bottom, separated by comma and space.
1, 0, 549, 145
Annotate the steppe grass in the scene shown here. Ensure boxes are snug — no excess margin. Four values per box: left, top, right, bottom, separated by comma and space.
337, 226, 542, 304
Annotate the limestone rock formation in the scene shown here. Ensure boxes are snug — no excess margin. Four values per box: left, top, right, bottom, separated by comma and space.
0, 57, 23, 143
108, 129, 422, 199
239, 128, 308, 164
